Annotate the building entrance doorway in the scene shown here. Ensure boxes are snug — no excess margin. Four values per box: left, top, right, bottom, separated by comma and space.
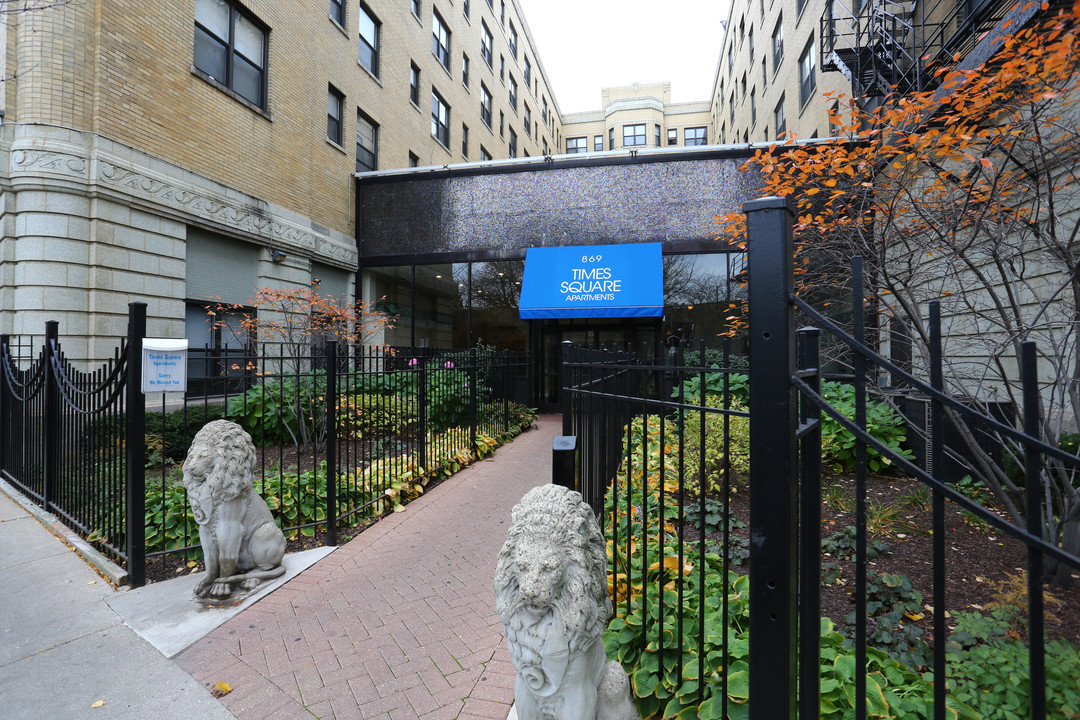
532, 317, 661, 411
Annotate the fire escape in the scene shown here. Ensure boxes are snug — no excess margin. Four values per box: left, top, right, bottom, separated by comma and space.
820, 0, 1020, 102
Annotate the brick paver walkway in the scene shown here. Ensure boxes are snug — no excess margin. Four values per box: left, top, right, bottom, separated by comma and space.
175, 417, 559, 720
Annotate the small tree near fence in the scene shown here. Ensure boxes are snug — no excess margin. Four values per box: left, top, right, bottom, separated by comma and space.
718, 3, 1080, 586
206, 286, 394, 450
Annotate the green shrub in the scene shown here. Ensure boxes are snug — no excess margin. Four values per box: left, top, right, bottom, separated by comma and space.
337, 392, 418, 437
819, 381, 914, 473
675, 371, 749, 405
680, 397, 749, 496
227, 372, 328, 447
146, 404, 228, 461
425, 364, 477, 431
603, 470, 978, 720
945, 610, 1080, 719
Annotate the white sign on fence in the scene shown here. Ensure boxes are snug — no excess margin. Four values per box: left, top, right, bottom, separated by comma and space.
141, 339, 188, 394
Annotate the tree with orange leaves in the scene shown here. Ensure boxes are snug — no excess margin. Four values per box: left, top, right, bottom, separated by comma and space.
718, 1, 1080, 585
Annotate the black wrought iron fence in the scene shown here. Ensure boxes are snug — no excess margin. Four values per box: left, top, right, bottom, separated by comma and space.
2, 306, 532, 588
560, 198, 1080, 720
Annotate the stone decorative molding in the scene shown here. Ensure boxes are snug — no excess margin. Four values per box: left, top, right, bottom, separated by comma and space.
11, 149, 88, 178
0, 124, 356, 270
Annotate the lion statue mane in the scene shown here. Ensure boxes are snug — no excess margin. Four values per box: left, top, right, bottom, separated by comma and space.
182, 420, 286, 599
494, 484, 639, 720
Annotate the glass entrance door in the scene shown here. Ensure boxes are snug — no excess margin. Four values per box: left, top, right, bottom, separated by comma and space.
534, 318, 660, 411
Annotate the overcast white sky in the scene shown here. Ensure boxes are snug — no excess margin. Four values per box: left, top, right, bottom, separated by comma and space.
516, 0, 733, 115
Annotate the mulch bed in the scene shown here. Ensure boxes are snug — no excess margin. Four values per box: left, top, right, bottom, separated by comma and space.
715, 472, 1080, 645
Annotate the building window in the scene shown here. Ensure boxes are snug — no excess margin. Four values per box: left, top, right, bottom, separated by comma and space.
409, 151, 420, 167
462, 123, 469, 157
432, 10, 450, 70
750, 88, 757, 126
431, 89, 450, 147
523, 103, 531, 135
542, 97, 548, 122
594, 134, 603, 151
773, 16, 784, 71
685, 127, 707, 145
330, 0, 345, 26
729, 91, 736, 123
499, 54, 504, 82
748, 26, 754, 60
500, 0, 505, 24
799, 38, 817, 106
499, 110, 504, 137
797, 0, 807, 15
481, 21, 493, 66
727, 44, 734, 75
623, 123, 646, 147
357, 3, 379, 76
194, 0, 268, 108
509, 74, 517, 110
509, 128, 517, 158
608, 127, 614, 150
356, 110, 377, 172
410, 62, 420, 105
741, 73, 747, 102
464, 0, 470, 16
480, 145, 491, 161
775, 95, 787, 137
654, 124, 661, 147
762, 58, 767, 89
411, 0, 420, 16
508, 21, 518, 59
327, 85, 344, 145
524, 55, 531, 86
566, 137, 587, 153
480, 83, 492, 126
462, 53, 470, 88
667, 128, 677, 145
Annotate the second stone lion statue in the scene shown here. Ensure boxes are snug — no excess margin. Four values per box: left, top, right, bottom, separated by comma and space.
494, 483, 639, 720
182, 419, 286, 599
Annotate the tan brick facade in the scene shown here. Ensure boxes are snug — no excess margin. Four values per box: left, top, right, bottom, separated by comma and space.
561, 82, 712, 153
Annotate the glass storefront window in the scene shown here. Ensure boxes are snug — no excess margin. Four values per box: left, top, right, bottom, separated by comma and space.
662, 252, 748, 353
362, 266, 413, 346
414, 263, 468, 348
470, 260, 526, 351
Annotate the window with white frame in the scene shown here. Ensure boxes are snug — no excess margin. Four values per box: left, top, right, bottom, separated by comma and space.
775, 95, 787, 137
509, 128, 517, 157
772, 16, 784, 71
509, 74, 517, 110
594, 135, 603, 151
667, 128, 677, 145
509, 21, 518, 58
462, 123, 468, 157
462, 53, 469, 88
480, 145, 491, 161
524, 55, 531, 86
331, 0, 345, 26
523, 103, 531, 135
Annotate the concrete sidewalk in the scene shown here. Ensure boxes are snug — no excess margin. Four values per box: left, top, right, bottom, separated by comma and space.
0, 487, 236, 720
174, 415, 558, 719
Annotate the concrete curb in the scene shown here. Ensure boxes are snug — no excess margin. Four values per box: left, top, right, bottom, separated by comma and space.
0, 476, 128, 587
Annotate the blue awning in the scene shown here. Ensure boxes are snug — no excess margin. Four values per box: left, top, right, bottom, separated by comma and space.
518, 243, 664, 319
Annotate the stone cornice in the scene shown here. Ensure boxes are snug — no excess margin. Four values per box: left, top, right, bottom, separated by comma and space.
0, 124, 357, 270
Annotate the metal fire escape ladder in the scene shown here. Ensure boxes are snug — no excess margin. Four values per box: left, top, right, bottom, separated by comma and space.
821, 0, 924, 100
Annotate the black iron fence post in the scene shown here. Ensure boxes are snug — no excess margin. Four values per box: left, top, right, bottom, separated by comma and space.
418, 356, 428, 471
745, 196, 798, 720
125, 302, 146, 589
0, 334, 8, 479
1021, 341, 1046, 720
469, 347, 478, 448
43, 321, 60, 513
797, 326, 822, 720
326, 340, 338, 547
561, 340, 573, 438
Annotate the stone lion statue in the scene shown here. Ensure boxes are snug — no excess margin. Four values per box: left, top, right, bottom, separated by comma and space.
494, 484, 639, 720
182, 420, 286, 599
